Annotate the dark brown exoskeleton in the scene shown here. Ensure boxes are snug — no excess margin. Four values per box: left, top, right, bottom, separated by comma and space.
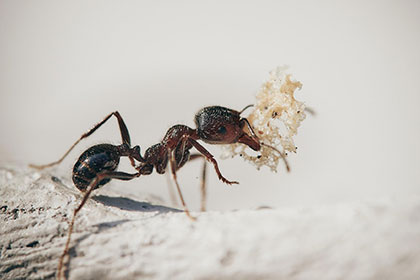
30, 105, 289, 280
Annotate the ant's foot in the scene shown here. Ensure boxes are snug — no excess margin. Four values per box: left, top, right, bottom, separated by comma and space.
220, 177, 239, 185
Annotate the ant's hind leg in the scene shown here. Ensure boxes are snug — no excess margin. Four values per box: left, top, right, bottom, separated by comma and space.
168, 149, 196, 221
57, 171, 139, 280
30, 111, 131, 170
188, 154, 208, 212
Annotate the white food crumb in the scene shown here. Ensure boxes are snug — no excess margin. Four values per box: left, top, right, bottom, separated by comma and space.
222, 66, 306, 172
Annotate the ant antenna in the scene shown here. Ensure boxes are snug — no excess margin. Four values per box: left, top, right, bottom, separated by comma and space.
304, 107, 316, 116
239, 104, 254, 115
260, 142, 290, 172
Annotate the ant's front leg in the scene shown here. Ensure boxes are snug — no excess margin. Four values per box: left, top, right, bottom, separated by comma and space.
57, 170, 140, 280
188, 138, 239, 185
30, 111, 132, 170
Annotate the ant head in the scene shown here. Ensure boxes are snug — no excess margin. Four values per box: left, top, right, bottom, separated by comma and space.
194, 106, 261, 151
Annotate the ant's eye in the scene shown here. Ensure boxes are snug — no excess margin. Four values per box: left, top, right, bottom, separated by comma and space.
218, 126, 227, 134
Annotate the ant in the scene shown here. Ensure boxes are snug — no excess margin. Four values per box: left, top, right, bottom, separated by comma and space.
30, 105, 289, 280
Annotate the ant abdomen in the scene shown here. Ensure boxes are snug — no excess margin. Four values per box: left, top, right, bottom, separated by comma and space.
72, 144, 120, 191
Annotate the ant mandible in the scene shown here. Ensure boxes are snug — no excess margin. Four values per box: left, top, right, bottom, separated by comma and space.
30, 105, 289, 279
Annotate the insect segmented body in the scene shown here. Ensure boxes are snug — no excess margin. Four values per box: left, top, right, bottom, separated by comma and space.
30, 105, 289, 280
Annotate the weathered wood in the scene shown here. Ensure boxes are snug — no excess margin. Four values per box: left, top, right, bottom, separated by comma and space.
1, 165, 420, 280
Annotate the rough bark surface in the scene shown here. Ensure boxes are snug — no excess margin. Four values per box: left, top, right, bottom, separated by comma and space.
1, 165, 420, 280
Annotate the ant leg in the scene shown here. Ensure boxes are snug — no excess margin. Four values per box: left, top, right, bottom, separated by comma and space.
188, 138, 239, 185
165, 153, 206, 209
163, 137, 189, 208
167, 149, 196, 221
30, 111, 131, 169
188, 154, 208, 211
57, 171, 140, 280
199, 158, 207, 211
164, 172, 179, 207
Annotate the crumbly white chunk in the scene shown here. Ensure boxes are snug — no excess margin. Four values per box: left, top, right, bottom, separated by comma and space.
221, 66, 306, 172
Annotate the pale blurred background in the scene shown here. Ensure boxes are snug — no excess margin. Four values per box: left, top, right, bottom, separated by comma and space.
1, 0, 419, 211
